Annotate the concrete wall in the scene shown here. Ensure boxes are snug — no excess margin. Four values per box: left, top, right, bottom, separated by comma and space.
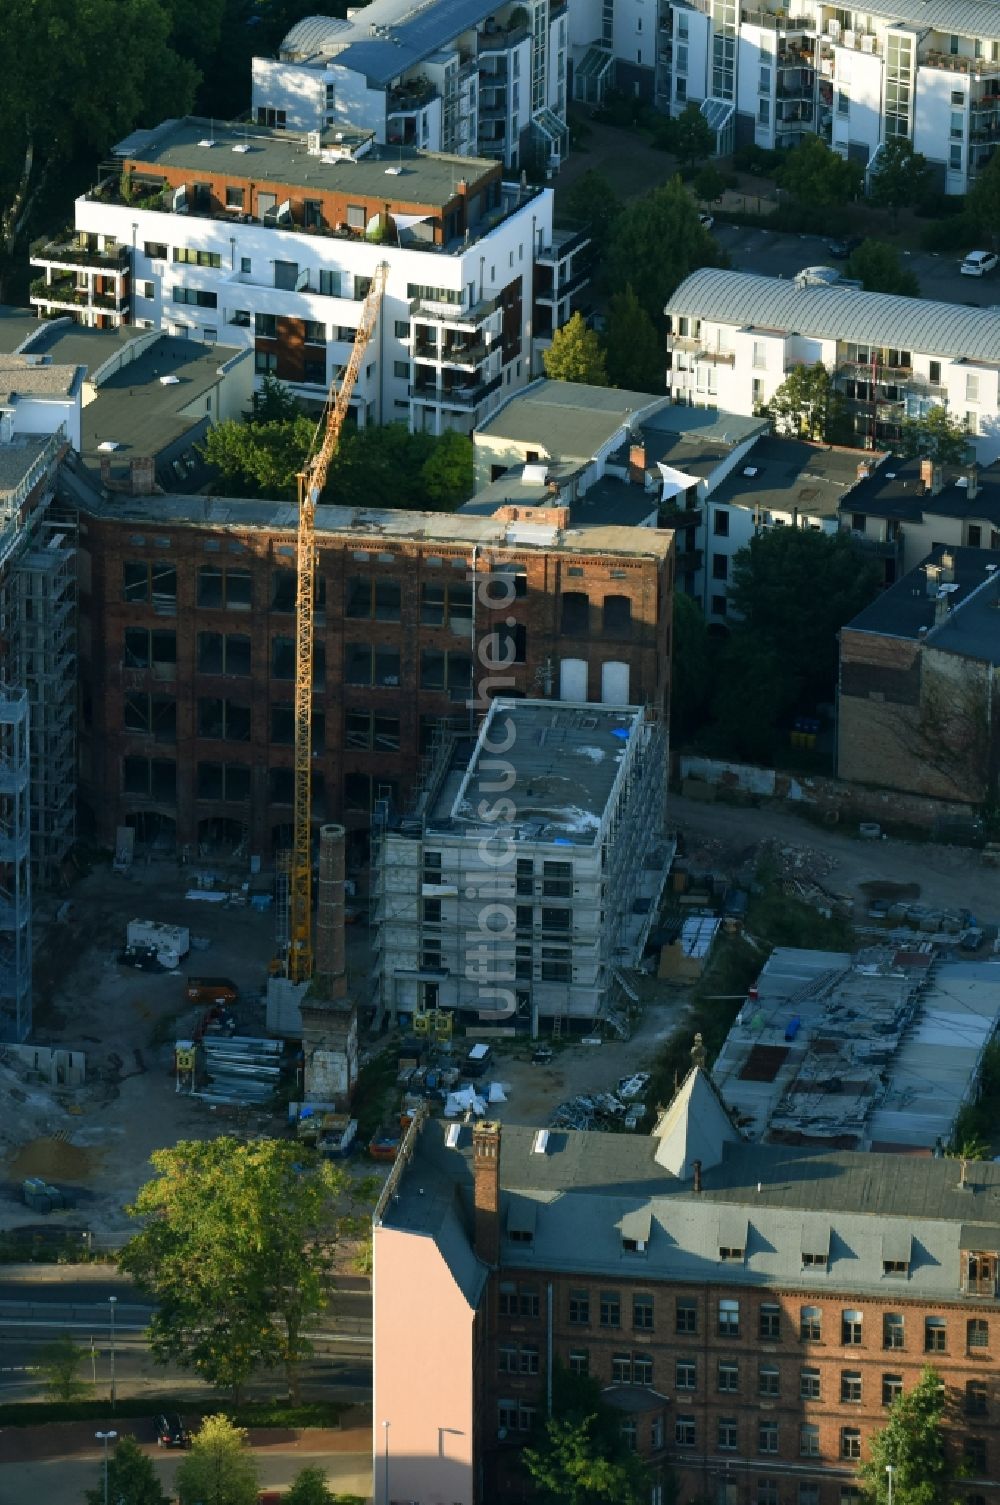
373, 1224, 478, 1505
251, 57, 328, 133
11, 394, 82, 452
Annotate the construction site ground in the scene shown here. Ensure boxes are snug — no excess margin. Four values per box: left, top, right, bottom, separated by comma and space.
5, 796, 999, 1243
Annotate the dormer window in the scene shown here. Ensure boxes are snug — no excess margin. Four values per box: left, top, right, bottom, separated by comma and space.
506, 1196, 536, 1247
882, 1230, 911, 1278
803, 1252, 828, 1268
801, 1225, 830, 1269
718, 1212, 748, 1263
719, 1245, 745, 1262
619, 1209, 651, 1254
883, 1259, 908, 1277
964, 1248, 999, 1296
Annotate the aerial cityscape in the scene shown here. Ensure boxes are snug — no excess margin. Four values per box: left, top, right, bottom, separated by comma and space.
2, 0, 1000, 1501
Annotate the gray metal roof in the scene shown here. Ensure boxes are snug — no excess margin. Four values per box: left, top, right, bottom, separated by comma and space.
280, 13, 352, 58
388, 1117, 1000, 1301
846, 543, 1000, 662
666, 268, 1000, 363
477, 379, 671, 460
866, 0, 1000, 36
281, 0, 518, 83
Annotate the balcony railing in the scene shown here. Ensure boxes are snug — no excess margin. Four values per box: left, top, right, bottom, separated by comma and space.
741, 6, 815, 30
409, 373, 502, 407
923, 49, 1000, 78
30, 235, 130, 272
963, 1275, 998, 1297
29, 277, 124, 310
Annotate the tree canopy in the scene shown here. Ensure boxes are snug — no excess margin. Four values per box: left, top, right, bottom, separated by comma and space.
728, 525, 882, 706
175, 1415, 260, 1505
85, 1435, 170, 1505
669, 590, 711, 742
604, 176, 726, 325
543, 311, 608, 386
662, 103, 715, 170
969, 149, 1000, 245
845, 239, 921, 297
120, 1137, 345, 1401
37, 1334, 89, 1402
867, 136, 932, 223
859, 1367, 956, 1505
899, 405, 971, 467
764, 363, 849, 443
563, 170, 622, 255
605, 285, 663, 392
285, 1465, 340, 1505
778, 135, 862, 208
522, 1365, 652, 1505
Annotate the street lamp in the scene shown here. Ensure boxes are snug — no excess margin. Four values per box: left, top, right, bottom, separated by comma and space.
96, 1429, 117, 1505
108, 1296, 118, 1411
886, 1463, 895, 1505
382, 1419, 391, 1505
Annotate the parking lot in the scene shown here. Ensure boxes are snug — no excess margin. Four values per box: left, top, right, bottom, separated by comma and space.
713, 223, 999, 307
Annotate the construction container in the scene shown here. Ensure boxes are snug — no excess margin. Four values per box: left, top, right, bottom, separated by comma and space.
127, 920, 190, 967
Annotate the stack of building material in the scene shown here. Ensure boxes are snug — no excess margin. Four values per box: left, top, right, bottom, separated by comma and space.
195, 1035, 282, 1104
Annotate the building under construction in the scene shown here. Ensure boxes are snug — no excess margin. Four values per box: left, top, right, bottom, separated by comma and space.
0, 429, 77, 1041
372, 697, 672, 1037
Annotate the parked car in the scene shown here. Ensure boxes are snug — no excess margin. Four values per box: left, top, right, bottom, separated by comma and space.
960, 250, 999, 277
826, 234, 862, 259
698, 210, 714, 230
155, 1414, 190, 1448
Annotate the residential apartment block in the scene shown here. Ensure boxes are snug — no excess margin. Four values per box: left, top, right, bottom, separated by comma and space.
252, 0, 569, 171
595, 0, 1000, 192
838, 543, 1000, 803
30, 117, 577, 433
373, 1075, 1000, 1505
67, 479, 672, 868
840, 455, 1000, 581
372, 697, 670, 1033
665, 269, 1000, 463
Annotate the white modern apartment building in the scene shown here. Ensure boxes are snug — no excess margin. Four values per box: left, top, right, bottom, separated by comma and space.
30, 117, 571, 434
665, 268, 1000, 463
372, 698, 670, 1035
252, 0, 568, 173
575, 0, 1000, 192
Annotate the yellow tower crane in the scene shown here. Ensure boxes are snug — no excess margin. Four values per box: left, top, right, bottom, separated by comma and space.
286, 261, 388, 983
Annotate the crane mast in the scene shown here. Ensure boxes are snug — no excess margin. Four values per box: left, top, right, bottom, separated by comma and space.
287, 262, 388, 982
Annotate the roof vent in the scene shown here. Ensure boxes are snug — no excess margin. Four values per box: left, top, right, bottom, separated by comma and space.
159, 374, 180, 386
231, 143, 251, 154
743, 466, 758, 477
198, 138, 216, 148
98, 440, 121, 452
532, 1129, 550, 1155
384, 165, 403, 176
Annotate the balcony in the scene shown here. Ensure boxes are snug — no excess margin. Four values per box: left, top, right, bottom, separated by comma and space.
963, 1274, 998, 1297
479, 23, 529, 53
30, 235, 129, 273
923, 49, 1000, 78
413, 293, 500, 326
388, 81, 438, 112
741, 5, 815, 30
673, 547, 704, 570
413, 339, 488, 368
409, 373, 502, 408
29, 276, 124, 311
847, 529, 902, 558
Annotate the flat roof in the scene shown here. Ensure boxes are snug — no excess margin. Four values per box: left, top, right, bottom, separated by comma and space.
667, 268, 1000, 364
712, 946, 1000, 1150
0, 307, 46, 356
708, 436, 882, 519
23, 324, 246, 481
846, 542, 1000, 661
477, 379, 670, 460
847, 457, 1000, 528
117, 116, 498, 210
0, 355, 82, 404
63, 472, 673, 558
431, 698, 644, 845
0, 434, 57, 501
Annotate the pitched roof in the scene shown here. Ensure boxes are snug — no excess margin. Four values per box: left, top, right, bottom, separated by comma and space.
652, 1066, 742, 1177
666, 268, 1000, 364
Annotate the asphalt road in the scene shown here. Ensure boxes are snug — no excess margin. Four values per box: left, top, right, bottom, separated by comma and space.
713, 223, 1000, 308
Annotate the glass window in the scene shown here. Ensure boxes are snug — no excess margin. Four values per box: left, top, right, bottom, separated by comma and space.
718, 1417, 737, 1450
842, 1371, 862, 1403
568, 1350, 589, 1375
676, 1298, 697, 1334
758, 1422, 779, 1454
841, 1428, 861, 1459
801, 1367, 821, 1399
968, 1319, 989, 1350
801, 1306, 821, 1340
884, 1313, 904, 1349
800, 1424, 820, 1457
599, 1292, 621, 1328
883, 1373, 903, 1406
718, 1361, 739, 1392
569, 1290, 589, 1325
925, 1317, 947, 1352
633, 1294, 654, 1330
842, 1310, 863, 1345
675, 1415, 696, 1447
719, 1298, 740, 1336
759, 1365, 780, 1397
676, 1360, 696, 1390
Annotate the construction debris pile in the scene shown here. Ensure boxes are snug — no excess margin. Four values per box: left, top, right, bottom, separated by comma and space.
549, 1072, 649, 1132
185, 1035, 284, 1106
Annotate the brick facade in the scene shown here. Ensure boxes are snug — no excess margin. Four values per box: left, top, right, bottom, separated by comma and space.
484, 1269, 1000, 1503
75, 505, 672, 860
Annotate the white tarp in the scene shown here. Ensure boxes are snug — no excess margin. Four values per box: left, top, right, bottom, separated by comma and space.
488, 1081, 508, 1103
657, 462, 702, 502
444, 1086, 487, 1117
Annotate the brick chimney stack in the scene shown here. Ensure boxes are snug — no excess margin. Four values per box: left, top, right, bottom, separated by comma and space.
472, 1120, 502, 1266
920, 458, 943, 496
967, 464, 979, 500
629, 441, 647, 486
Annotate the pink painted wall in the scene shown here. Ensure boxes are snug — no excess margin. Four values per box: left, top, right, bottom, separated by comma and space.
373, 1224, 479, 1505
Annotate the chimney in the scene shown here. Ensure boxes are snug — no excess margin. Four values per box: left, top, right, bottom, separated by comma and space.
934, 590, 950, 626
129, 455, 156, 496
966, 463, 979, 500
315, 823, 347, 998
472, 1120, 502, 1265
629, 441, 646, 486
940, 550, 955, 583
100, 454, 112, 488
691, 1032, 707, 1070
856, 461, 871, 481
920, 457, 943, 496
693, 1159, 702, 1193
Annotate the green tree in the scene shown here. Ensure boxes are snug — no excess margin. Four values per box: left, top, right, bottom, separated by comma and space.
764, 362, 848, 442
563, 169, 622, 254
669, 591, 711, 742
867, 136, 932, 226
419, 428, 473, 506
285, 1465, 337, 1505
846, 238, 921, 297
543, 311, 608, 385
604, 176, 725, 324
120, 1138, 346, 1402
85, 1435, 170, 1505
665, 103, 715, 171
251, 373, 306, 424
859, 1367, 956, 1505
709, 632, 790, 763
693, 164, 725, 203
778, 135, 862, 209
969, 149, 1000, 245
728, 526, 881, 705
37, 1334, 89, 1402
522, 1365, 651, 1505
605, 285, 663, 391
200, 413, 315, 497
899, 405, 971, 467
175, 1415, 259, 1505
0, 0, 198, 292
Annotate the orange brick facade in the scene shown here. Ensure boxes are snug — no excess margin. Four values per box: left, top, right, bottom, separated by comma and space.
76, 508, 672, 862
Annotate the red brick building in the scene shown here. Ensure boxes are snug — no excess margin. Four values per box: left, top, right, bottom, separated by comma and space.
72, 488, 672, 863
373, 1070, 1000, 1505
